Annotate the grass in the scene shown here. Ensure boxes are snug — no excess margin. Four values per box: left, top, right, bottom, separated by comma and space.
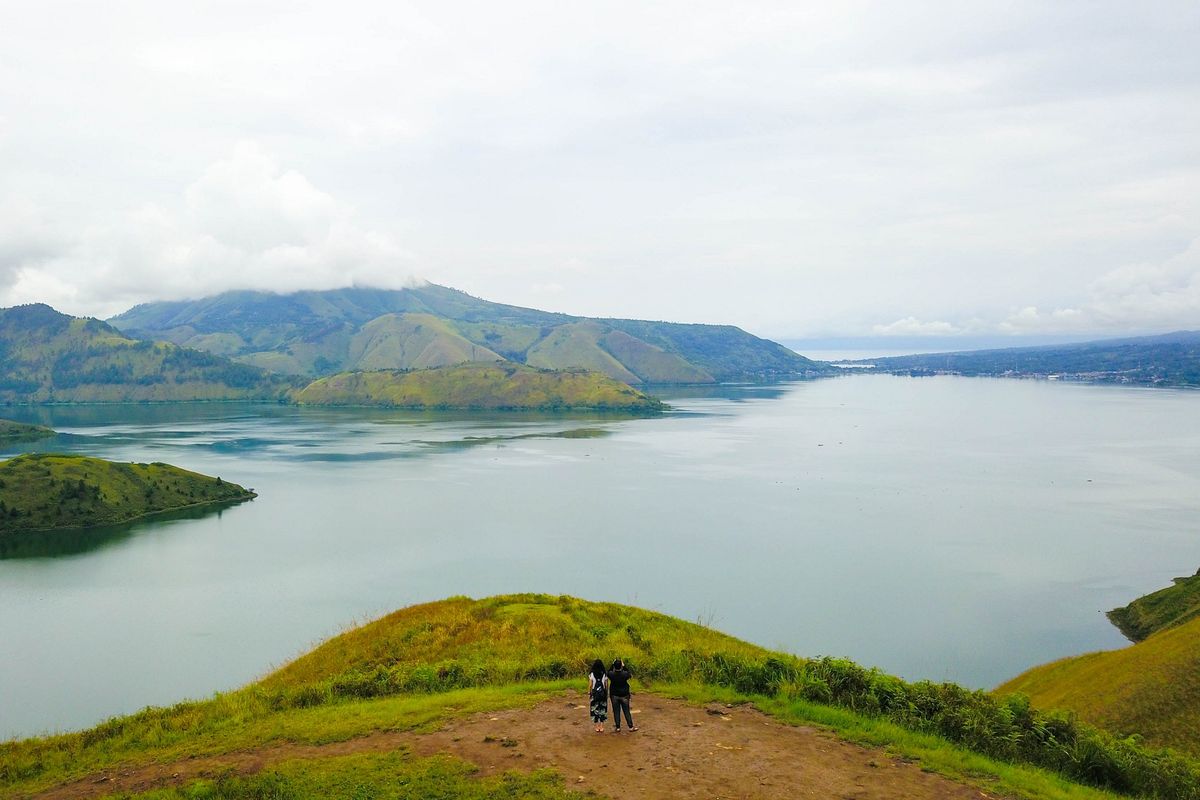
0, 453, 255, 533
3, 594, 1199, 800
1107, 569, 1200, 642
293, 362, 666, 412
997, 614, 1200, 757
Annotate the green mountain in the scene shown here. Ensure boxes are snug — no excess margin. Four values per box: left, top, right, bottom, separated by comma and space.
294, 362, 666, 411
0, 304, 298, 402
0, 419, 54, 444
854, 331, 1200, 386
109, 285, 833, 382
0, 453, 255, 533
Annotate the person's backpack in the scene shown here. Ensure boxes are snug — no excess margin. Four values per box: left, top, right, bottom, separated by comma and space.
591, 675, 607, 702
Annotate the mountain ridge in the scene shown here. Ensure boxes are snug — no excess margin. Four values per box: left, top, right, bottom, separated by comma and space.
109, 284, 834, 383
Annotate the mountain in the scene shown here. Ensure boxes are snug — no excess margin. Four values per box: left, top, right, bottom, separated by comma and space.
0, 453, 255, 533
0, 304, 298, 402
109, 284, 834, 382
294, 362, 666, 411
853, 331, 1200, 386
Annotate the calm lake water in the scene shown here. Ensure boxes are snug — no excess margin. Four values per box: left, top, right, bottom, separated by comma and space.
2, 374, 1199, 740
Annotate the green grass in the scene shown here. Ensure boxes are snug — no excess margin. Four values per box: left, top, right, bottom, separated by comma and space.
997, 614, 1200, 757
293, 362, 665, 412
1107, 569, 1200, 642
3, 595, 1199, 800
0, 453, 254, 533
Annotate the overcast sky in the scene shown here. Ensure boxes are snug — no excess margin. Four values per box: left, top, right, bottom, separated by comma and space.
1, 1, 1197, 340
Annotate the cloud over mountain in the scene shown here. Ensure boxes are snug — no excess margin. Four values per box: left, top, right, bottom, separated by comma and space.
0, 144, 414, 317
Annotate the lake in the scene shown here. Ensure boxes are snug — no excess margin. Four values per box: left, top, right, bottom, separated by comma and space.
2, 374, 1199, 740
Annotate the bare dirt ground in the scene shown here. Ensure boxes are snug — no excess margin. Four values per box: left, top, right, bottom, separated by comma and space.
28, 694, 1001, 800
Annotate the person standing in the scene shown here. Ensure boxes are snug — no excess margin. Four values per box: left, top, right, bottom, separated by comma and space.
588, 659, 609, 732
607, 658, 637, 732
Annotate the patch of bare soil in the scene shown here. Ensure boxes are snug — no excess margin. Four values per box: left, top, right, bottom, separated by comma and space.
27, 694, 1002, 800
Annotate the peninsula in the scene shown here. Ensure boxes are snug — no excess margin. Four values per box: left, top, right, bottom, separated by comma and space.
0, 453, 255, 533
0, 419, 54, 444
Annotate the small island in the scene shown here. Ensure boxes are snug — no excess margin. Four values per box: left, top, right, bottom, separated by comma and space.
0, 453, 255, 533
0, 419, 55, 444
293, 361, 667, 412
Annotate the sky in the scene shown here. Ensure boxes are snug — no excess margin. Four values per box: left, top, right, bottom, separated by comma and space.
1, 1, 1198, 341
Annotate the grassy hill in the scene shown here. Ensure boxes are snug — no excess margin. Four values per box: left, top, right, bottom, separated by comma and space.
0, 419, 54, 444
3, 594, 1199, 800
997, 614, 1200, 757
1107, 568, 1200, 642
293, 362, 666, 411
854, 331, 1200, 387
0, 304, 298, 403
0, 453, 255, 533
108, 285, 835, 382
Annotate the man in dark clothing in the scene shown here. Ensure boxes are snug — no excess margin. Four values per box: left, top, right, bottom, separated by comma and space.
607, 658, 637, 732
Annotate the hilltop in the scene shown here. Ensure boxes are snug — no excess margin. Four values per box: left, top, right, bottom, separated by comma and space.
0, 453, 254, 533
294, 362, 666, 411
3, 594, 1198, 800
0, 304, 297, 403
852, 330, 1200, 387
108, 285, 834, 383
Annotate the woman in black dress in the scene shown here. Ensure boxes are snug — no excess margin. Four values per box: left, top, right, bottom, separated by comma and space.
587, 659, 609, 732
607, 658, 637, 732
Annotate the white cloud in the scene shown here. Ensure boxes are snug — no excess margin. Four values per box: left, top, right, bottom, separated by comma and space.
0, 2, 1197, 336
873, 317, 962, 336
999, 238, 1200, 333
0, 143, 415, 317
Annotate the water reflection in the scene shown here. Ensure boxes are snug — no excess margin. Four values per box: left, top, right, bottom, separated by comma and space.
0, 498, 253, 560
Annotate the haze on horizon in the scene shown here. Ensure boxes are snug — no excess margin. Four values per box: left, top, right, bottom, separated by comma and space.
1, 1, 1198, 343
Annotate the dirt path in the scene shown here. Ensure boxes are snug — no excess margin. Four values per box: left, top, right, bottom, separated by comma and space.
28, 694, 1000, 800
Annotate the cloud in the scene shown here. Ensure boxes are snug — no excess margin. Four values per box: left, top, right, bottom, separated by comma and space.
999, 238, 1200, 333
0, 143, 414, 317
872, 317, 962, 336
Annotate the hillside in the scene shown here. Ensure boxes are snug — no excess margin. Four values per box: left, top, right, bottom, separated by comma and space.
293, 362, 666, 411
0, 304, 298, 403
0, 453, 255, 533
108, 285, 835, 382
853, 331, 1200, 386
1108, 568, 1200, 642
0, 420, 54, 444
3, 595, 1198, 800
997, 614, 1200, 757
